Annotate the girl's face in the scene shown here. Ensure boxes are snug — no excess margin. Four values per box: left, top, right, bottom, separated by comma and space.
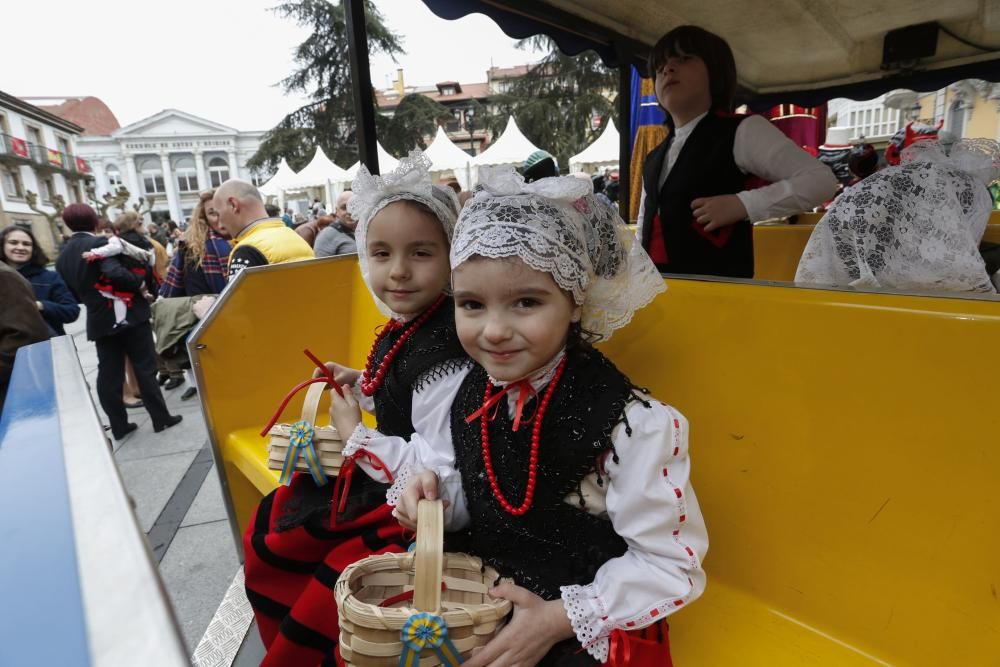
205, 204, 222, 232
3, 229, 33, 265
453, 257, 581, 383
366, 201, 450, 319
655, 53, 712, 122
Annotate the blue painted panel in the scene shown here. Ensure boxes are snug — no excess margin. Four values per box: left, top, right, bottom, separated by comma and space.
0, 340, 90, 666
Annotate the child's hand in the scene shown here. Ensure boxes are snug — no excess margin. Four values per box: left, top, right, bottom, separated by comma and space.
82, 251, 96, 261
691, 194, 748, 231
464, 581, 575, 667
329, 384, 361, 440
313, 362, 360, 387
393, 471, 443, 530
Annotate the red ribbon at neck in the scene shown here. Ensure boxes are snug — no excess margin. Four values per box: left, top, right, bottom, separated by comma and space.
465, 379, 537, 431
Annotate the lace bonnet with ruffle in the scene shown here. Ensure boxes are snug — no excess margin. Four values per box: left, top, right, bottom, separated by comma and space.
349, 150, 460, 317
450, 166, 665, 341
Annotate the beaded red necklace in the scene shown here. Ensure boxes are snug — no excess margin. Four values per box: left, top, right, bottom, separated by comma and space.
360, 294, 446, 397
478, 357, 567, 516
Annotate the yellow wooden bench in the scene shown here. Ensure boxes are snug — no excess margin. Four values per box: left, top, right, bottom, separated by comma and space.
191, 255, 1000, 665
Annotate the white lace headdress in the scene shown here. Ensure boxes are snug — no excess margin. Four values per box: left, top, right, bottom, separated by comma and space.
795, 138, 999, 294
451, 166, 665, 341
349, 150, 460, 317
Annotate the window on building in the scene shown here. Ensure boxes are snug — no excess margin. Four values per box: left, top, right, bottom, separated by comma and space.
849, 111, 857, 131
1, 165, 24, 199
139, 157, 166, 194
57, 136, 71, 156
0, 113, 10, 135
250, 172, 267, 187
70, 182, 82, 203
208, 157, 229, 187
26, 125, 43, 146
40, 176, 56, 203
948, 99, 966, 138
106, 164, 123, 190
174, 156, 199, 192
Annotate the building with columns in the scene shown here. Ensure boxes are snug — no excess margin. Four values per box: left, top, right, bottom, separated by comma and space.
76, 109, 266, 222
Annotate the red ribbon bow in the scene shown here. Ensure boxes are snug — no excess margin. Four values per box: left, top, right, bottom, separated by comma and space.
331, 449, 394, 525
464, 379, 538, 431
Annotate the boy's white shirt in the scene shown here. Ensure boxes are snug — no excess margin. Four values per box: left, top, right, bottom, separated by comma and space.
635, 111, 838, 230
342, 358, 708, 662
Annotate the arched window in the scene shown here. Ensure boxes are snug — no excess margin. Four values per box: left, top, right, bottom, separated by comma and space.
174, 156, 199, 192
106, 164, 122, 190
138, 157, 165, 194
948, 98, 966, 138
208, 156, 229, 187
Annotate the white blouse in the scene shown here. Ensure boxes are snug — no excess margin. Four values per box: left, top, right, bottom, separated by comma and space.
636, 112, 838, 229
342, 361, 708, 662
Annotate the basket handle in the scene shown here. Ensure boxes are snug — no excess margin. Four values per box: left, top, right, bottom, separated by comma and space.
412, 499, 444, 613
301, 381, 326, 427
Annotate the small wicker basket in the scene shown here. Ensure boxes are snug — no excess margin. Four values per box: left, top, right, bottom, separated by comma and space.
336, 500, 511, 666
266, 381, 344, 480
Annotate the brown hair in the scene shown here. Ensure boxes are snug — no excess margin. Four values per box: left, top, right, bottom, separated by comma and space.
62, 203, 99, 232
1, 225, 48, 267
648, 25, 738, 125
184, 189, 216, 268
113, 210, 142, 234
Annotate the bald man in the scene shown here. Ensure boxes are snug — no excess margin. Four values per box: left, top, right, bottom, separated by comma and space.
213, 179, 313, 277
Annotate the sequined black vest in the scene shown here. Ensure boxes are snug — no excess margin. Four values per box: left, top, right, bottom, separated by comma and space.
449, 346, 642, 600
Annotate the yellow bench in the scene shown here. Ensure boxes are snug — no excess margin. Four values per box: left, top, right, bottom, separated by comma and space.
191, 255, 1000, 665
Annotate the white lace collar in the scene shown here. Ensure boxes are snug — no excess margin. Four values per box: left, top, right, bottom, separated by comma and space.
488, 348, 566, 413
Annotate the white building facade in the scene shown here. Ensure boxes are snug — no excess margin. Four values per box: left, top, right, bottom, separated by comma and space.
78, 109, 266, 223
0, 92, 91, 255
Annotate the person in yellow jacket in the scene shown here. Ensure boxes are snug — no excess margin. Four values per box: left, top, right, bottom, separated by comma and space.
213, 179, 314, 277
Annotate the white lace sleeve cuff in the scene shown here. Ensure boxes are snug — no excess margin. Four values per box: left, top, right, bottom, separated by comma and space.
342, 423, 380, 459
560, 583, 612, 662
385, 462, 418, 507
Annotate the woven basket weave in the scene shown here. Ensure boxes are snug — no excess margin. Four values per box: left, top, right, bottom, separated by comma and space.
336, 500, 511, 666
266, 381, 344, 477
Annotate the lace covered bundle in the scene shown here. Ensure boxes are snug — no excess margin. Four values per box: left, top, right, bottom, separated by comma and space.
796, 139, 999, 294
451, 166, 665, 340
349, 150, 461, 316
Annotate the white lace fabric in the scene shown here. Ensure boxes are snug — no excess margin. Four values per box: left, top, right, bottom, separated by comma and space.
349, 150, 461, 317
796, 139, 999, 294
561, 584, 612, 662
452, 166, 665, 341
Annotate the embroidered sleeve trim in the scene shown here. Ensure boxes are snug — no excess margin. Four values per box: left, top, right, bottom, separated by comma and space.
386, 463, 417, 507
342, 423, 380, 459
560, 584, 611, 663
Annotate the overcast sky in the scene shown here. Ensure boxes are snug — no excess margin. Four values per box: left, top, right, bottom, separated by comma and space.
1, 0, 543, 132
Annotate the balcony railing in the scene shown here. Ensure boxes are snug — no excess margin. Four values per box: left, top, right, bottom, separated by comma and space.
24, 142, 91, 176
0, 133, 31, 162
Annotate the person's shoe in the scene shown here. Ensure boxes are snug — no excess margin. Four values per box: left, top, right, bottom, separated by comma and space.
153, 414, 183, 432
156, 372, 169, 386
180, 386, 198, 401
113, 423, 138, 440
163, 377, 184, 390
124, 399, 144, 409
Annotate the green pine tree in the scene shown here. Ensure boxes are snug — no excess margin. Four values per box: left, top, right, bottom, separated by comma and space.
377, 93, 452, 157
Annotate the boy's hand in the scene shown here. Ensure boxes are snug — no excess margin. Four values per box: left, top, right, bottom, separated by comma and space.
329, 384, 361, 440
393, 470, 443, 530
464, 582, 575, 666
313, 362, 360, 387
691, 194, 748, 231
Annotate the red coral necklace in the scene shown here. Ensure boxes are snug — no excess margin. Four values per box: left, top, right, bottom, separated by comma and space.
477, 357, 567, 516
360, 294, 446, 397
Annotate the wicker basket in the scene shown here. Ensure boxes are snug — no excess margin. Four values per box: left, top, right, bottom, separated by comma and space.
267, 381, 345, 479
336, 500, 512, 666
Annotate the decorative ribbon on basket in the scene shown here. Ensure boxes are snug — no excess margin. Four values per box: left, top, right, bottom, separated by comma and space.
399, 612, 464, 666
280, 419, 326, 485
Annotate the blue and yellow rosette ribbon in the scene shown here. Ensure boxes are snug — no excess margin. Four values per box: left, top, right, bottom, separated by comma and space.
279, 419, 328, 486
399, 612, 463, 666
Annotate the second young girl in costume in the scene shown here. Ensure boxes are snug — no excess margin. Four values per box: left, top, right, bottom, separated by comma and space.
638, 25, 837, 278
243, 152, 467, 667
341, 168, 708, 665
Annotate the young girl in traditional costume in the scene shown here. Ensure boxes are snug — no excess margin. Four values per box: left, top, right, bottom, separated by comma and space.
638, 24, 837, 278
335, 168, 708, 666
243, 152, 468, 667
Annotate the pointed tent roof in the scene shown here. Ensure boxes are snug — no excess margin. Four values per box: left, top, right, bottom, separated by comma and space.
472, 116, 542, 167
285, 147, 349, 190
258, 158, 298, 198
345, 143, 400, 181
568, 120, 620, 172
423, 126, 474, 173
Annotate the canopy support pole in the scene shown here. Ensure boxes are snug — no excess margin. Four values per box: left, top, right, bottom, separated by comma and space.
345, 0, 380, 175
616, 46, 632, 222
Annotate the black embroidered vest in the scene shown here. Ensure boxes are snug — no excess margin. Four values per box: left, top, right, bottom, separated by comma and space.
449, 347, 640, 600
641, 112, 755, 278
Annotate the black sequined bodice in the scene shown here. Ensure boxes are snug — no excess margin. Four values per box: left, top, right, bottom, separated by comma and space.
449, 346, 640, 599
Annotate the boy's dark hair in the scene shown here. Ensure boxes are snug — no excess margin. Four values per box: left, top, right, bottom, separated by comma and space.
62, 203, 99, 232
1, 225, 49, 267
648, 25, 738, 124
265, 204, 281, 217
848, 144, 879, 180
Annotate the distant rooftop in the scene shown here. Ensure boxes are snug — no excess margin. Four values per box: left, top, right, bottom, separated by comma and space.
19, 96, 121, 136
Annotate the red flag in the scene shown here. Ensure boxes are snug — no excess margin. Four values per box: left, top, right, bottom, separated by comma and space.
10, 137, 28, 158
75, 157, 90, 174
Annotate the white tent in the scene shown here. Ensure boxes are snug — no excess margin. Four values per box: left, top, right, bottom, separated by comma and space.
569, 120, 620, 174
345, 143, 400, 182
423, 126, 475, 190
472, 116, 542, 168
284, 147, 350, 207
257, 158, 298, 209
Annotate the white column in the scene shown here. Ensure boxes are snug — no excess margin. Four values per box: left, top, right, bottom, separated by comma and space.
124, 154, 141, 205
160, 152, 181, 221
91, 161, 107, 198
194, 150, 208, 193
227, 150, 240, 180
